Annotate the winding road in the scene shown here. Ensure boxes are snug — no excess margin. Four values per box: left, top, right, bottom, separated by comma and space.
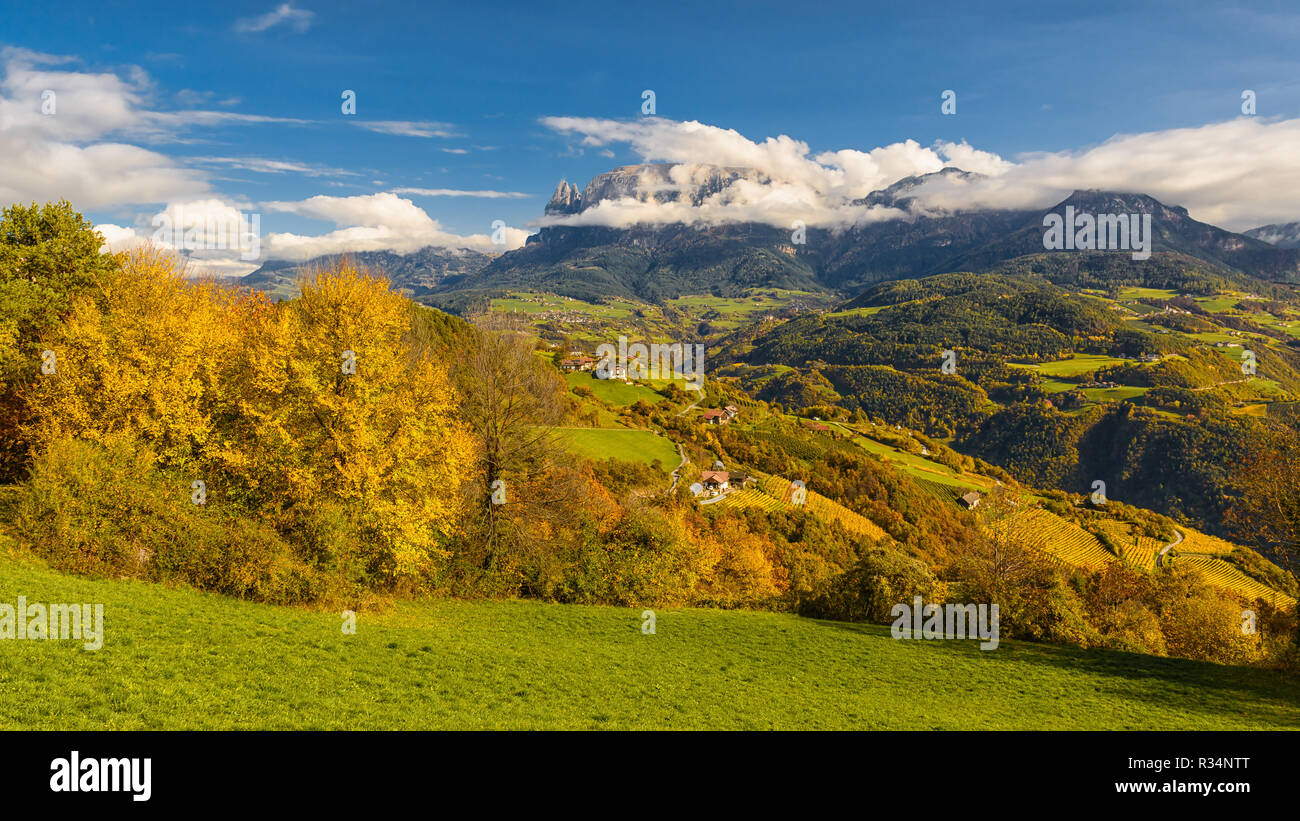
1156, 528, 1184, 567
667, 442, 687, 495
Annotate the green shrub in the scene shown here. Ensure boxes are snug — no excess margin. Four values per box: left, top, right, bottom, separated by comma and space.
15, 435, 332, 605
799, 545, 938, 623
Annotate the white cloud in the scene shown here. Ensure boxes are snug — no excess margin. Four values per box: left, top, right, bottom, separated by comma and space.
0, 49, 308, 209
260, 192, 527, 259
540, 115, 1300, 232
3, 50, 513, 270
391, 187, 530, 198
190, 155, 358, 177
95, 222, 155, 252
900, 117, 1300, 231
539, 116, 991, 229
353, 120, 460, 138
234, 3, 315, 34
96, 198, 263, 276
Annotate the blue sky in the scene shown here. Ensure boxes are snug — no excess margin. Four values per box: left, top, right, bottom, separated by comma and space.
2, 0, 1298, 271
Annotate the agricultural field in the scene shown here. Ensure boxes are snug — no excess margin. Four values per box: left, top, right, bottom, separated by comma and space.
1194, 294, 1248, 313
1116, 286, 1179, 301
1079, 385, 1149, 402
666, 289, 826, 329
1179, 529, 1240, 556
753, 473, 888, 541
744, 427, 834, 461
1172, 554, 1298, 610
1254, 315, 1300, 339
715, 487, 784, 512
492, 291, 643, 319
1010, 354, 1130, 378
824, 304, 889, 318
3, 550, 1297, 730
912, 476, 963, 505
831, 423, 994, 492
555, 427, 679, 471
1005, 508, 1117, 569
1095, 520, 1161, 571
489, 292, 685, 348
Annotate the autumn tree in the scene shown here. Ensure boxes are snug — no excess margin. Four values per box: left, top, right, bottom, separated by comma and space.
452, 312, 570, 571
0, 201, 118, 478
955, 488, 1095, 644
22, 246, 238, 471
1227, 433, 1300, 577
217, 261, 475, 583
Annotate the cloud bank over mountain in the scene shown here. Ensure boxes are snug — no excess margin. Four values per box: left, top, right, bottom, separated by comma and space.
540, 115, 1300, 233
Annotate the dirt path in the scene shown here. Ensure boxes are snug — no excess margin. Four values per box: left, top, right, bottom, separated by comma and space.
666, 442, 687, 495
1157, 529, 1184, 566
675, 394, 703, 417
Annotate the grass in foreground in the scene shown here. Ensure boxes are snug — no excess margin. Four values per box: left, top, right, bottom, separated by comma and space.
1, 550, 1297, 730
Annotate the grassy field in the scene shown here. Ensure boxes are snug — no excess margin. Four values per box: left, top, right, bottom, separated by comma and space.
3, 550, 1297, 730
1117, 287, 1178, 301
825, 304, 888, 318
1080, 385, 1148, 402
556, 426, 679, 470
1195, 295, 1243, 313
832, 422, 994, 492
1011, 354, 1129, 378
491, 291, 642, 319
564, 371, 667, 406
666, 289, 821, 328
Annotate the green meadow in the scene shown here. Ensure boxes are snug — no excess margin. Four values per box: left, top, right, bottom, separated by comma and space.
667, 289, 824, 327
2, 550, 1296, 730
563, 371, 667, 406
1011, 354, 1129, 378
1117, 286, 1178, 301
831, 423, 993, 491
491, 291, 642, 319
1080, 385, 1148, 402
555, 426, 679, 470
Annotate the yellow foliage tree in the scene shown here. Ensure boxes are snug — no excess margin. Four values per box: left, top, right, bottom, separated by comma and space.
215, 261, 475, 580
22, 247, 239, 470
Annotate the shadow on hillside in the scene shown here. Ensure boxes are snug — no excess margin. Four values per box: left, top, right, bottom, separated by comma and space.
803, 616, 1300, 726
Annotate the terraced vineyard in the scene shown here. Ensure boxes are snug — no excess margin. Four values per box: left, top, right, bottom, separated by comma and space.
1178, 529, 1238, 556
805, 492, 887, 540
750, 474, 888, 540
1096, 521, 1160, 571
1173, 554, 1298, 609
1123, 535, 1162, 572
912, 476, 962, 505
1004, 508, 1117, 569
744, 429, 826, 461
714, 488, 784, 512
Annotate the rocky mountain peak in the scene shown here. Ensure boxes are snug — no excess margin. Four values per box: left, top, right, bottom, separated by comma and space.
544, 179, 582, 215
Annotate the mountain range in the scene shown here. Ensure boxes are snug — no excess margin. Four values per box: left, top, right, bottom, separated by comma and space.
1244, 222, 1300, 249
239, 163, 1300, 306
238, 245, 494, 301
